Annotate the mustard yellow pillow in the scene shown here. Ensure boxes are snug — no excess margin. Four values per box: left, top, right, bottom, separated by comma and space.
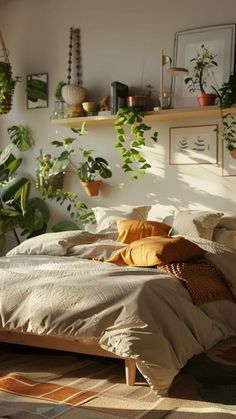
116, 219, 170, 244
108, 235, 205, 266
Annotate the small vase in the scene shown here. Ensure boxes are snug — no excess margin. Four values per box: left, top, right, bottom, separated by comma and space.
197, 93, 216, 106
230, 148, 236, 159
61, 84, 86, 106
81, 180, 101, 197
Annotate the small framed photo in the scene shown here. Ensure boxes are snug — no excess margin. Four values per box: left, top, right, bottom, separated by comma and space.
27, 73, 48, 109
169, 124, 218, 165
222, 143, 236, 176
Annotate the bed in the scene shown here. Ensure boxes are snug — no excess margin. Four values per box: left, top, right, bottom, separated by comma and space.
0, 206, 236, 395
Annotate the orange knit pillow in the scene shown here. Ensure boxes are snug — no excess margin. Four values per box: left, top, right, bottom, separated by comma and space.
108, 235, 205, 267
116, 219, 170, 244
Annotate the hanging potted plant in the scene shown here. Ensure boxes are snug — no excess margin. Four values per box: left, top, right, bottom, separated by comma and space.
184, 44, 218, 106
0, 62, 20, 114
77, 148, 112, 196
36, 123, 112, 197
0, 31, 20, 114
61, 27, 86, 117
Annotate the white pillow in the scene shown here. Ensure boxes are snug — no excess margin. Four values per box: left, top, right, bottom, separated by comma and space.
213, 228, 236, 250
169, 210, 224, 240
6, 230, 89, 256
92, 204, 151, 232
147, 204, 175, 226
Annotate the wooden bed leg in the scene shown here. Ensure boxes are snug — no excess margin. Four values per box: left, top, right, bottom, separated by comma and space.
125, 358, 136, 386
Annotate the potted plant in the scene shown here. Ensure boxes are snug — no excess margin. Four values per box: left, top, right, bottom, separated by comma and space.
0, 61, 20, 114
184, 44, 218, 106
77, 148, 112, 196
36, 123, 112, 201
0, 127, 50, 251
114, 106, 158, 179
213, 73, 236, 158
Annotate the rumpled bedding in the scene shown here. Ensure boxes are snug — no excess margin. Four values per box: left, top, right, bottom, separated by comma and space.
0, 231, 236, 394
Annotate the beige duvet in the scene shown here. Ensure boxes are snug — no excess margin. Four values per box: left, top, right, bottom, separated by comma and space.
0, 233, 236, 394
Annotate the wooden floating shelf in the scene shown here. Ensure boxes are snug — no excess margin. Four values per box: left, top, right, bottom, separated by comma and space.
51, 105, 236, 128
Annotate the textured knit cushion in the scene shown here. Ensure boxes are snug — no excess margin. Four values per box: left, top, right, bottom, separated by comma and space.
116, 219, 170, 244
169, 210, 223, 240
108, 235, 205, 267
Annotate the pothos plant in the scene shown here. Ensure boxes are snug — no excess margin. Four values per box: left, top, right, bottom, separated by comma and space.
114, 107, 158, 180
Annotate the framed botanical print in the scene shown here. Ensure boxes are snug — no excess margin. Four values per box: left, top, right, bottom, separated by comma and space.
172, 24, 236, 108
169, 124, 218, 165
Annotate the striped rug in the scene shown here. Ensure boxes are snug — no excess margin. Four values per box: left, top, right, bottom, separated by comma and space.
0, 338, 235, 418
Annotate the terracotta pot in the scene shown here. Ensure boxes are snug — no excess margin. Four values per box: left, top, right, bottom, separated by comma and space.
61, 84, 86, 106
127, 95, 147, 111
197, 93, 216, 106
230, 148, 236, 159
81, 180, 101, 197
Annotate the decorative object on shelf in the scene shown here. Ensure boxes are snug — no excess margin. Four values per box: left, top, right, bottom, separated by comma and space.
0, 127, 50, 251
114, 106, 158, 179
173, 24, 236, 108
169, 124, 218, 165
184, 44, 218, 106
0, 31, 20, 114
99, 95, 110, 111
27, 73, 48, 109
160, 49, 188, 109
110, 81, 128, 114
51, 80, 66, 119
127, 95, 148, 111
61, 27, 86, 118
82, 101, 96, 116
77, 148, 112, 197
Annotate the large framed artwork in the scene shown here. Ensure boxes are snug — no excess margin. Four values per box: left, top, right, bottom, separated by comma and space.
27, 73, 48, 109
169, 124, 218, 165
172, 24, 236, 108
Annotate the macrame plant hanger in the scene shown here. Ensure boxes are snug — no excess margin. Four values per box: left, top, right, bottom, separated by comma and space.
0, 31, 10, 66
61, 27, 86, 117
0, 31, 18, 114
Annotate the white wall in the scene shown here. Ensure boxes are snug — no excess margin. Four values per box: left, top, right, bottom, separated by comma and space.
0, 0, 236, 229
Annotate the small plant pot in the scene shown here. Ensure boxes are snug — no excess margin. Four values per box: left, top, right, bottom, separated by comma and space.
81, 180, 101, 197
127, 95, 147, 111
48, 172, 65, 191
197, 93, 216, 106
230, 148, 236, 159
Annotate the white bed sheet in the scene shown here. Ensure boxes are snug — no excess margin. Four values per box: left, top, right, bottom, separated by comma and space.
0, 233, 235, 394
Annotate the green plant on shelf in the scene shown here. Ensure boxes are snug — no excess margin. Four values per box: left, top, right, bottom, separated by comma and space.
114, 107, 158, 180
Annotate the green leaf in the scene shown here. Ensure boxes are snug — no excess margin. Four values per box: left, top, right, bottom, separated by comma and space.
0, 144, 14, 166
51, 220, 79, 232
8, 125, 33, 152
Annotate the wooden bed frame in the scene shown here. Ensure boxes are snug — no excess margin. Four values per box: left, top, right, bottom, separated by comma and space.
0, 330, 137, 386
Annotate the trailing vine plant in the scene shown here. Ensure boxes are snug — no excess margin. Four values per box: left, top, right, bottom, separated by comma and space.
114, 107, 158, 180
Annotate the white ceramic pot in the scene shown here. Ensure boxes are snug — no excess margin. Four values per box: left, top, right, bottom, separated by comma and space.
61, 84, 86, 106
